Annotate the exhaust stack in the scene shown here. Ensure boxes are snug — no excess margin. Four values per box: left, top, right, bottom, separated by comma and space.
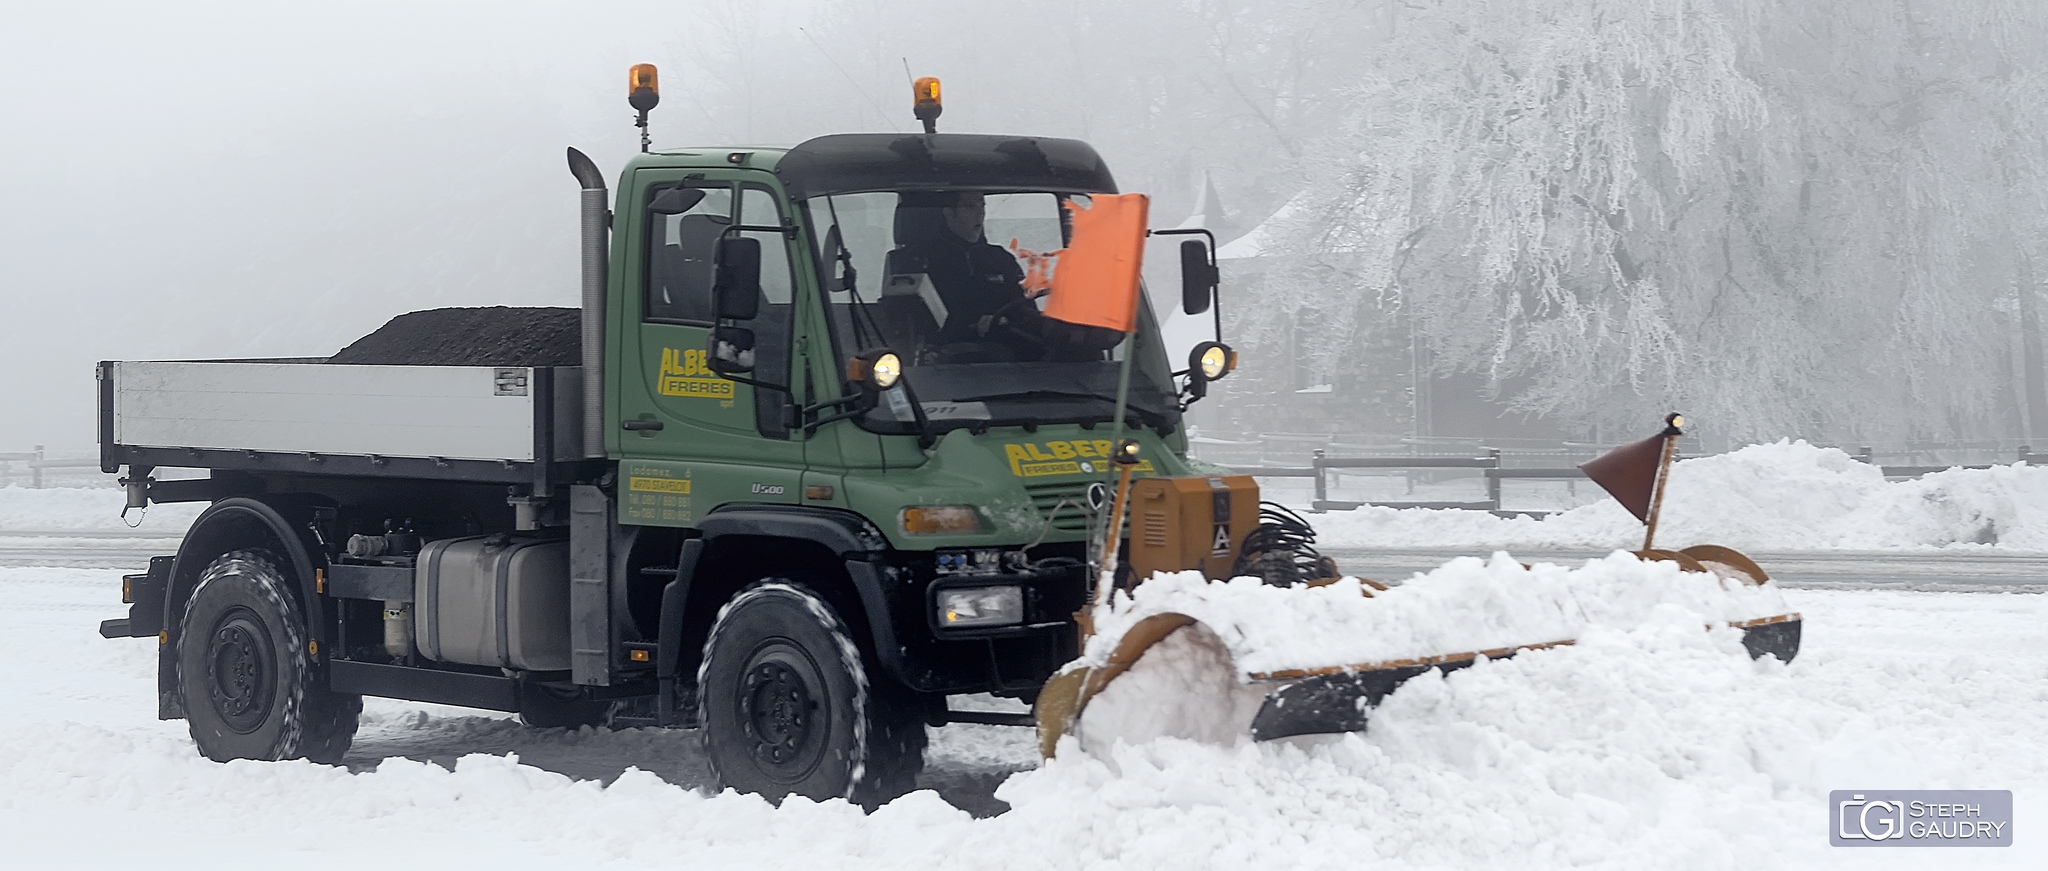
567, 147, 607, 459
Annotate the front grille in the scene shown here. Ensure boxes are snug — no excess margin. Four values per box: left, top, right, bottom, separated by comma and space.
1023, 481, 1094, 533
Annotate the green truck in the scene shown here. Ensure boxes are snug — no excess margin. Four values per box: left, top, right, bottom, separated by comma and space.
97, 74, 1233, 805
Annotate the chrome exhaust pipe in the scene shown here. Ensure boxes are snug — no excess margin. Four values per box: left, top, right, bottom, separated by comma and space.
567, 147, 608, 459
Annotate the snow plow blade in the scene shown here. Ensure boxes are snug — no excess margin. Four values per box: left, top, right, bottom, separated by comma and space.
1037, 549, 1802, 757
1244, 616, 1801, 741
1735, 614, 1802, 662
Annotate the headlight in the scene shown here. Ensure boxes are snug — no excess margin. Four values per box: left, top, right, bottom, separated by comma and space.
936, 585, 1023, 628
1191, 341, 1235, 380
870, 352, 902, 389
900, 505, 982, 535
848, 348, 903, 391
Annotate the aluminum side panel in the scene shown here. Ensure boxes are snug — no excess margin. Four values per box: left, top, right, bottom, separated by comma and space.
113, 362, 540, 461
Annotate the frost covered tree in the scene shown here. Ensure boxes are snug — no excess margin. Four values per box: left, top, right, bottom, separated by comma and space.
1276, 0, 2048, 444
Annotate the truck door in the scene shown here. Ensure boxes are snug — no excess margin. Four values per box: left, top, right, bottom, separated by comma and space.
618, 171, 805, 526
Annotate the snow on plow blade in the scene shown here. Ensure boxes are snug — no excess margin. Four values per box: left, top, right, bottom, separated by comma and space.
1036, 547, 1802, 757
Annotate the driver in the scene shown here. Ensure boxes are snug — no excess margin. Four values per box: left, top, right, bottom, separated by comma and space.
892, 192, 1036, 355
893, 191, 1124, 362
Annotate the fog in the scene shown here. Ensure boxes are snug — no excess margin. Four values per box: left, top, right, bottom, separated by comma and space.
0, 0, 1253, 451
6, 1, 2046, 452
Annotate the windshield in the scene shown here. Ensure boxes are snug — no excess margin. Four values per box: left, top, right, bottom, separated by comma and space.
804, 190, 1179, 434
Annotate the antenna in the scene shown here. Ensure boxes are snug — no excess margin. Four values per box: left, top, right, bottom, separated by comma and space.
800, 28, 899, 132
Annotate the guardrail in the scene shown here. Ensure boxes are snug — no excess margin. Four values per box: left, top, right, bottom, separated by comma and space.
1226, 449, 1575, 514
0, 447, 107, 489
1226, 445, 2048, 515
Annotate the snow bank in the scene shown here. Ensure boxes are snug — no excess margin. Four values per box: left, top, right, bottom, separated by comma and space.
1085, 553, 1791, 676
1310, 441, 2048, 551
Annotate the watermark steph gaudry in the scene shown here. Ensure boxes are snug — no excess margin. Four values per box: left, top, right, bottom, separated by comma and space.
1830, 790, 2013, 847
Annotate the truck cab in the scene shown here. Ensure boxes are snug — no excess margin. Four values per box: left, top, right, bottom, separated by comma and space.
98, 97, 1234, 807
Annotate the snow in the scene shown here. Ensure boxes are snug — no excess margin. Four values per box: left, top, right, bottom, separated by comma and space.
1309, 441, 2048, 552
1070, 552, 1794, 758
1084, 553, 1792, 676
6, 560, 2045, 868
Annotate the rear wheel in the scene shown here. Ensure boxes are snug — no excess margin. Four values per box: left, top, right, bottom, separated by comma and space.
176, 551, 359, 763
697, 580, 925, 807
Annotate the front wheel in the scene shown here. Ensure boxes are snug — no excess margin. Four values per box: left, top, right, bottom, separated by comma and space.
176, 551, 360, 763
697, 580, 925, 806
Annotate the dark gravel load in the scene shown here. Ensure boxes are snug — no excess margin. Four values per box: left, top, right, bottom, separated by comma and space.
328, 307, 582, 367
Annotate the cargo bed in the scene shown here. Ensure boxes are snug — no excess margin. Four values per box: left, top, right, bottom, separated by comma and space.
97, 360, 584, 485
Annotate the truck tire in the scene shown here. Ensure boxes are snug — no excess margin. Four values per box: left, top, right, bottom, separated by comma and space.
697, 579, 926, 807
176, 551, 360, 764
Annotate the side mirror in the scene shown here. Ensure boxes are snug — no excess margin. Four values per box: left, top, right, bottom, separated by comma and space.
713, 236, 761, 320
1180, 239, 1218, 315
708, 325, 756, 375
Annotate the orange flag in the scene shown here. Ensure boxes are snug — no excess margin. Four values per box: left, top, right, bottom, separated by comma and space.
1043, 193, 1150, 333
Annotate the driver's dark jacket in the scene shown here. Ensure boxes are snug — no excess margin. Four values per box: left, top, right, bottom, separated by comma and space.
895, 235, 1029, 345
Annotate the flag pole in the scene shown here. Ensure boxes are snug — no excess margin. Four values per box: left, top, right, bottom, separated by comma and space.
1641, 413, 1684, 551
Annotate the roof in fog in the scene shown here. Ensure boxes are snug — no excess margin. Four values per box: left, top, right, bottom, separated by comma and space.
772, 133, 1117, 199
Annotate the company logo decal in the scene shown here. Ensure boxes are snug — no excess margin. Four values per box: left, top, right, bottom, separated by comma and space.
622, 463, 693, 525
1005, 440, 1154, 477
658, 348, 735, 400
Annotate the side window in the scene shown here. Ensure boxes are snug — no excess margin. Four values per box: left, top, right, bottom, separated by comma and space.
645, 185, 734, 324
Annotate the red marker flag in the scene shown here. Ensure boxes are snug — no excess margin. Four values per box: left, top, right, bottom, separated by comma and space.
1578, 433, 1668, 522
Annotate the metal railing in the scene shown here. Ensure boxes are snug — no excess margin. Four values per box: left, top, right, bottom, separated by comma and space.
1221, 444, 2048, 515
0, 446, 108, 489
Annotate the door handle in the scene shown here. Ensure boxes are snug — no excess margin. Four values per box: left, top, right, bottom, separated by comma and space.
621, 419, 664, 431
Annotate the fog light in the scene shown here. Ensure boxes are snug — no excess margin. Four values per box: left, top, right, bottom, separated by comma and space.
900, 505, 982, 535
936, 585, 1023, 628
1196, 342, 1234, 380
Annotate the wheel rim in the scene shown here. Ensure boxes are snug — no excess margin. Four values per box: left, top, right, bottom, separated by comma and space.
736, 640, 826, 781
206, 607, 276, 734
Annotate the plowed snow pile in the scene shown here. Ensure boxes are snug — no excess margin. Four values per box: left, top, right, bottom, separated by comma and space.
1083, 553, 1789, 675
1312, 440, 2048, 550
5, 565, 2045, 869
